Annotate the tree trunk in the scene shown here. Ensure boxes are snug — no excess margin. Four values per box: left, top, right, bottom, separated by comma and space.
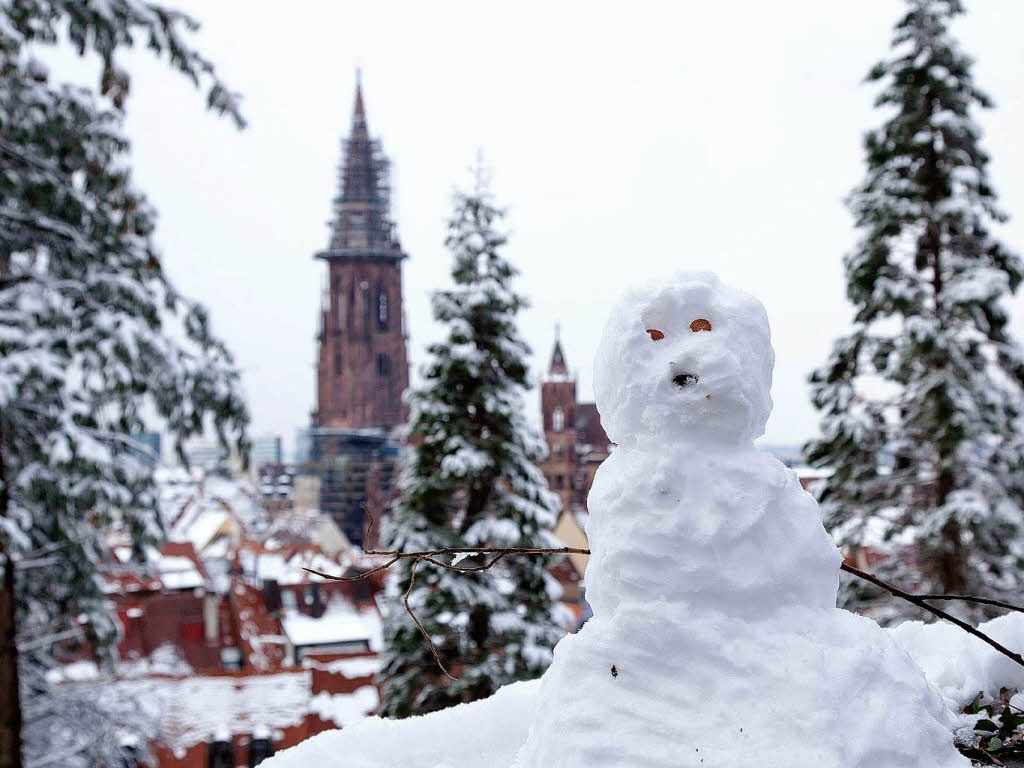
0, 431, 23, 768
936, 470, 967, 594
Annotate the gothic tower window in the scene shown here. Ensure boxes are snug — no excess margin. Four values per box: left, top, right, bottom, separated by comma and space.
360, 281, 370, 335
377, 353, 390, 378
552, 406, 564, 432
377, 287, 389, 330
336, 279, 346, 331
334, 348, 342, 376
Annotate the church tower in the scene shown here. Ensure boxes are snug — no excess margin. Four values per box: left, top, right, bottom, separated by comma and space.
313, 74, 409, 431
306, 75, 409, 547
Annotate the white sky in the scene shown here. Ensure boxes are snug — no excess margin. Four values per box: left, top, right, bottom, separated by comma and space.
76, 1, 1024, 457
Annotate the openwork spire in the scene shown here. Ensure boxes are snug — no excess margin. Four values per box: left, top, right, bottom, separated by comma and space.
326, 73, 400, 253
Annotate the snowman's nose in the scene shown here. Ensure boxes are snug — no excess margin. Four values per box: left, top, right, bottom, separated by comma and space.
673, 372, 699, 388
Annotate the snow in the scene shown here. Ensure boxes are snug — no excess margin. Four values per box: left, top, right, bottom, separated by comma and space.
265, 273, 970, 767
302, 656, 381, 677
593, 271, 774, 448
891, 612, 1024, 706
310, 686, 380, 726
282, 601, 382, 651
242, 549, 344, 586
263, 680, 538, 768
108, 672, 315, 754
516, 272, 966, 767
150, 552, 204, 590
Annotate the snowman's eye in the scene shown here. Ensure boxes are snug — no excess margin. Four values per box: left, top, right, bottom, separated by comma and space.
646, 329, 664, 341
690, 318, 712, 333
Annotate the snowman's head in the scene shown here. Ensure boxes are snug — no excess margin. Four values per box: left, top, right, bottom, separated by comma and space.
593, 271, 773, 448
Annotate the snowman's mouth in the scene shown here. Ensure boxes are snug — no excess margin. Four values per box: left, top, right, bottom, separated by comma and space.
673, 372, 700, 389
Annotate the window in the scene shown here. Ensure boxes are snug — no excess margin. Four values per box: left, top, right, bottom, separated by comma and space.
281, 590, 298, 612
249, 737, 274, 766
556, 474, 565, 489
334, 349, 342, 376
336, 281, 346, 331
377, 288, 389, 330
180, 620, 203, 643
377, 354, 390, 378
209, 740, 234, 768
552, 407, 564, 432
360, 281, 370, 334
220, 646, 242, 670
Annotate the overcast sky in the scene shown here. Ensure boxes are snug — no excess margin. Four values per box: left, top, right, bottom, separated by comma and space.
83, 1, 1024, 457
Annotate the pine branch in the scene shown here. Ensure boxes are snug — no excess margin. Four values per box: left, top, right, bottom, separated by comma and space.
307, 548, 1024, 676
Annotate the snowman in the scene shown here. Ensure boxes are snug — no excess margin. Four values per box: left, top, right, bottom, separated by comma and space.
263, 271, 968, 768
511, 271, 967, 767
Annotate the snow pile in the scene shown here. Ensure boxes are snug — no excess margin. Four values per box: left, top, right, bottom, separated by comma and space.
264, 272, 968, 768
892, 612, 1024, 705
265, 680, 538, 768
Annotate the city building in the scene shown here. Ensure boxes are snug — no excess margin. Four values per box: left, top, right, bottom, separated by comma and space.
539, 333, 612, 613
183, 439, 227, 471
304, 74, 410, 548
250, 435, 283, 470
62, 469, 387, 767
540, 333, 612, 520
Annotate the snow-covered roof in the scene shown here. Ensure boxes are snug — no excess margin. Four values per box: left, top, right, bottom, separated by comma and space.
302, 656, 381, 678
282, 602, 382, 651
240, 549, 344, 586
104, 672, 377, 755
146, 544, 206, 590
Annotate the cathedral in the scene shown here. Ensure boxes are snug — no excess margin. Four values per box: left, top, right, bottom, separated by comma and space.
305, 75, 409, 547
303, 77, 610, 558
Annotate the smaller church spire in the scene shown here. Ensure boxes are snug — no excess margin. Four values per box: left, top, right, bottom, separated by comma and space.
548, 327, 569, 378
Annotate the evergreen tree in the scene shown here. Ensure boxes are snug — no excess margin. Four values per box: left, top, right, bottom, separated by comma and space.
0, 4, 246, 765
807, 0, 1024, 622
378, 169, 565, 718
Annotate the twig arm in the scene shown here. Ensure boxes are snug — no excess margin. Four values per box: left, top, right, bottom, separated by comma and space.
303, 548, 1024, 676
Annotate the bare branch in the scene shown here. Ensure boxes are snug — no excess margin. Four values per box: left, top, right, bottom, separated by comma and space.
304, 548, 1024, 676
913, 593, 1024, 614
840, 562, 1024, 669
404, 558, 456, 681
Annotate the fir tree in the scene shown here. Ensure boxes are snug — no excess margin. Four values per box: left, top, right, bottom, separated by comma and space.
0, 4, 245, 765
807, 0, 1024, 622
378, 169, 565, 718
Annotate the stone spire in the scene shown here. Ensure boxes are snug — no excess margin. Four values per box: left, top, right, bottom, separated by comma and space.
326, 72, 400, 253
548, 325, 569, 378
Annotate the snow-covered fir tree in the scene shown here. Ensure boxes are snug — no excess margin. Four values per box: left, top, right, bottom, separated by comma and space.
807, 0, 1024, 622
378, 169, 565, 718
0, 4, 245, 766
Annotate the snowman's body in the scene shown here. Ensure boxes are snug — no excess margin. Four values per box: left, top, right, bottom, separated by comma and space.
513, 272, 967, 767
